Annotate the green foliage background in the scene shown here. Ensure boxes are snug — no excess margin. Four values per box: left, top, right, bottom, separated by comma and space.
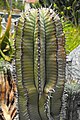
0, 0, 23, 11
63, 20, 80, 54
0, 0, 4, 10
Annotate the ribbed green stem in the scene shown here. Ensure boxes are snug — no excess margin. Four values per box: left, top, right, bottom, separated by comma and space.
21, 10, 41, 120
15, 8, 66, 120
15, 18, 29, 120
50, 10, 66, 119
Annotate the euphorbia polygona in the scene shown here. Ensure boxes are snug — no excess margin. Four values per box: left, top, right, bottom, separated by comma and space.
15, 8, 66, 120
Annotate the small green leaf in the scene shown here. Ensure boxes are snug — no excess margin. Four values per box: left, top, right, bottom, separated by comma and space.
0, 49, 11, 61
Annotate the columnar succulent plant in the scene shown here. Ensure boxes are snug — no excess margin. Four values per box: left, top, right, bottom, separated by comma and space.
15, 8, 66, 120
61, 82, 80, 120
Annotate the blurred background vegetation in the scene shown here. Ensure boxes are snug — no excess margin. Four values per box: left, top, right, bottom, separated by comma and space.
0, 0, 23, 11
0, 0, 80, 61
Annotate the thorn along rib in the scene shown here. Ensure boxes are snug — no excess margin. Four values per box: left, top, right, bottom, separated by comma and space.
15, 8, 66, 120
